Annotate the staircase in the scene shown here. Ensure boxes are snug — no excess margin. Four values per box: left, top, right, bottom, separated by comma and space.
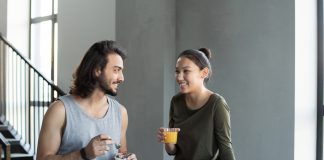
0, 115, 33, 160
0, 33, 66, 159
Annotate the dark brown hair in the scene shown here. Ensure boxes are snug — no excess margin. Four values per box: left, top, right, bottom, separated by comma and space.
69, 40, 126, 98
178, 48, 212, 82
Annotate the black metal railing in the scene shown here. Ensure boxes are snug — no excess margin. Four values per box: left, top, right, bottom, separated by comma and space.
0, 33, 66, 155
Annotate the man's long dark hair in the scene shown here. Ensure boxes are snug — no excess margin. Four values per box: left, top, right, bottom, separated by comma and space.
69, 40, 126, 98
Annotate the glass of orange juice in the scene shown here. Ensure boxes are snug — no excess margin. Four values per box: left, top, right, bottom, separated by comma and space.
163, 128, 179, 144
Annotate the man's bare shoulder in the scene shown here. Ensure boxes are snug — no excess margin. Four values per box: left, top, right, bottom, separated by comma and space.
119, 104, 127, 112
45, 99, 65, 118
118, 104, 128, 121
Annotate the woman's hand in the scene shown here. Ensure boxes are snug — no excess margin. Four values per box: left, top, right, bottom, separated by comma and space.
157, 127, 166, 143
157, 127, 180, 143
157, 127, 180, 155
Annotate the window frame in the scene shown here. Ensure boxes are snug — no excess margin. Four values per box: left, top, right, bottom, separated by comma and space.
29, 0, 57, 81
317, 0, 324, 160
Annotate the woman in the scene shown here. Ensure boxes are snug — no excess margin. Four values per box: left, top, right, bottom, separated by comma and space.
158, 48, 236, 160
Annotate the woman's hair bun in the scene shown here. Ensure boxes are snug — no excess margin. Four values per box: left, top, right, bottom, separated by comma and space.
198, 48, 212, 59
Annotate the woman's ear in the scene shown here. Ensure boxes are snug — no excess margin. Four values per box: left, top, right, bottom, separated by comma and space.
201, 67, 209, 79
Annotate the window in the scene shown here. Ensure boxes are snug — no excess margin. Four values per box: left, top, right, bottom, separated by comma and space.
30, 0, 58, 82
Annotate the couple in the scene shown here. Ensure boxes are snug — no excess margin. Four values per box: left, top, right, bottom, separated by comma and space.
36, 40, 235, 160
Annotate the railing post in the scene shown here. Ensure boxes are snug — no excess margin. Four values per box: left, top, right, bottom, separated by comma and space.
0, 39, 7, 118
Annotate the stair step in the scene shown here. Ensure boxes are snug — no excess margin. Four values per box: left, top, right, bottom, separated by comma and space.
7, 138, 20, 145
0, 132, 32, 159
10, 153, 34, 159
2, 153, 34, 160
0, 124, 16, 138
0, 129, 15, 139
0, 116, 33, 159
0, 124, 8, 130
0, 143, 33, 159
11, 143, 28, 154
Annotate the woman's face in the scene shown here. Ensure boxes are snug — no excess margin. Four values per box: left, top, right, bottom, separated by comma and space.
175, 57, 206, 93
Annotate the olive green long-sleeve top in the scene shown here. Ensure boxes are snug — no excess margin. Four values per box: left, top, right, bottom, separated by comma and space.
169, 93, 236, 160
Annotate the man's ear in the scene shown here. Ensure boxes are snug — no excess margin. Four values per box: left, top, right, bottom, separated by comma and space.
95, 68, 101, 77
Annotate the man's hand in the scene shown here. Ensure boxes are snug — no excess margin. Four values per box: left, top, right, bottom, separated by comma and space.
84, 134, 113, 159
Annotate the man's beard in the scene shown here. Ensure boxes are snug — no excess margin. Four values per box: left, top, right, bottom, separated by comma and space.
97, 73, 118, 96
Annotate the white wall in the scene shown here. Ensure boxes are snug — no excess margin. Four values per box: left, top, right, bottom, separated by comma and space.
57, 0, 116, 92
294, 0, 317, 159
0, 0, 7, 36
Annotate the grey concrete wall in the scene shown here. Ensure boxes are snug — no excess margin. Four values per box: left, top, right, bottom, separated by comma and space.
57, 0, 116, 92
0, 0, 7, 36
2, 0, 312, 159
57, 0, 302, 159
176, 0, 295, 160
116, 0, 176, 159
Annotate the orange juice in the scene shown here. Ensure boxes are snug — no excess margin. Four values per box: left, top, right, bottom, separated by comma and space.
164, 131, 178, 144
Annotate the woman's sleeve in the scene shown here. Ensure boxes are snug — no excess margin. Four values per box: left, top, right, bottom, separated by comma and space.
169, 97, 175, 128
214, 98, 236, 160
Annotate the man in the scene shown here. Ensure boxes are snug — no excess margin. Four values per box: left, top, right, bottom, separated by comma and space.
37, 40, 137, 160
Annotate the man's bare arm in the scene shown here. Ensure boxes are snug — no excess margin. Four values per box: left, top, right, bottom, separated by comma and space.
36, 101, 83, 160
119, 105, 128, 154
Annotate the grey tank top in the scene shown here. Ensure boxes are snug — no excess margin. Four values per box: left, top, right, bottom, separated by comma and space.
57, 95, 122, 160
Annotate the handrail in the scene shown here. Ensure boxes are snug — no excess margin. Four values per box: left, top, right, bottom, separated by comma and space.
0, 32, 66, 156
0, 32, 65, 95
